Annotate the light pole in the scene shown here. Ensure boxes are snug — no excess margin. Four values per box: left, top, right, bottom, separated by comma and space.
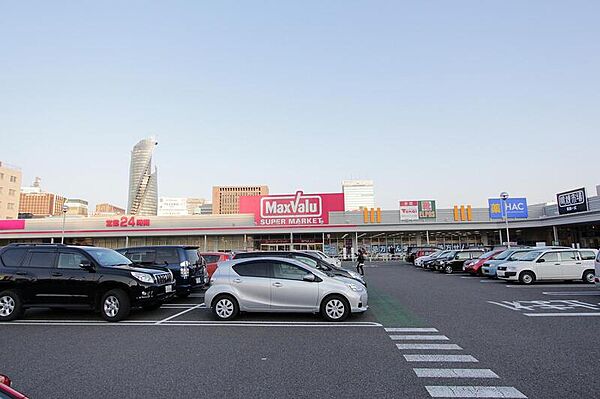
500, 192, 510, 248
61, 204, 69, 244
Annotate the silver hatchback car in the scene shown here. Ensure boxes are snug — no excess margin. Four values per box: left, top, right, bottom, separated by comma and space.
205, 257, 368, 321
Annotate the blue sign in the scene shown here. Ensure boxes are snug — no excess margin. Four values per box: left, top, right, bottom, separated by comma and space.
488, 198, 528, 219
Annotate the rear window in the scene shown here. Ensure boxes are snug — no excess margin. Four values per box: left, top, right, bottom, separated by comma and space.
155, 248, 180, 264
202, 255, 221, 263
580, 251, 596, 260
125, 249, 156, 264
0, 248, 27, 267
185, 249, 200, 265
233, 261, 270, 278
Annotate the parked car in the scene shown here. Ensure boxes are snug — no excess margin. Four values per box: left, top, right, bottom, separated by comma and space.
405, 246, 440, 264
435, 249, 486, 274
205, 257, 368, 321
415, 250, 444, 267
0, 244, 175, 322
595, 251, 600, 288
301, 250, 342, 268
497, 248, 598, 284
233, 251, 366, 286
481, 248, 533, 277
116, 245, 207, 298
201, 252, 232, 278
421, 250, 451, 269
0, 374, 28, 399
464, 249, 505, 276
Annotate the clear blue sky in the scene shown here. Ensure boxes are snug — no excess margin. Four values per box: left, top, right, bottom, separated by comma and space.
1, 1, 598, 209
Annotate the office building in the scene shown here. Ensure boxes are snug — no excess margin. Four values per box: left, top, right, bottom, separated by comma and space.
212, 185, 269, 214
19, 178, 66, 218
342, 180, 375, 211
65, 199, 89, 217
199, 203, 213, 215
186, 198, 206, 215
0, 161, 22, 220
127, 137, 158, 216
158, 197, 188, 216
94, 203, 126, 216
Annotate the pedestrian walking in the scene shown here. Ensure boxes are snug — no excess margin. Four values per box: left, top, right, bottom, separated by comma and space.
356, 249, 365, 276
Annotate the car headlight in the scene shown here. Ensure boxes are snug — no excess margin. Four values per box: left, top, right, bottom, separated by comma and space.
131, 272, 154, 284
347, 283, 364, 292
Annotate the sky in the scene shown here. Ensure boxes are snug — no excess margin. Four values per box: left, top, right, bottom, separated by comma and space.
1, 1, 599, 210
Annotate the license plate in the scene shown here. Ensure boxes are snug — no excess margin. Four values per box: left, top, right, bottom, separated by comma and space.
497, 271, 505, 277
195, 277, 202, 284
165, 285, 173, 293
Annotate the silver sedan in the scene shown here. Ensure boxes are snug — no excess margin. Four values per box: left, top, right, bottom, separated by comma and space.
205, 257, 368, 321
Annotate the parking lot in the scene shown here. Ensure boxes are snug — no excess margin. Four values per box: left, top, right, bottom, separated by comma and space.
2, 261, 599, 398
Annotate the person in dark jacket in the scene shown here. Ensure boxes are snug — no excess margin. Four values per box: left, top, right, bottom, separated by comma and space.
356, 249, 365, 276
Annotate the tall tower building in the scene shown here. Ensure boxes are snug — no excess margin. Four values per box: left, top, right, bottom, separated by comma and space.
127, 137, 158, 216
342, 180, 375, 211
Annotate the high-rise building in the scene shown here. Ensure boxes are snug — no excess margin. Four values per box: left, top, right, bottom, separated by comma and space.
212, 185, 269, 214
19, 178, 66, 218
342, 180, 375, 211
127, 137, 158, 216
94, 203, 126, 216
199, 203, 213, 215
186, 198, 206, 215
65, 199, 89, 217
0, 161, 22, 220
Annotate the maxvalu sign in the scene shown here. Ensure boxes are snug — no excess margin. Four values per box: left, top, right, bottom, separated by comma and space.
488, 198, 528, 219
239, 191, 345, 226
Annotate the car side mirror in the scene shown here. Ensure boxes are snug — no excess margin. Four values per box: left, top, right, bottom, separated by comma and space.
303, 274, 316, 282
79, 260, 94, 271
537, 258, 545, 263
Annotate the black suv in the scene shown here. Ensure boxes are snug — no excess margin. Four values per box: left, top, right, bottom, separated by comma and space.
233, 251, 367, 286
0, 244, 175, 322
116, 245, 207, 298
434, 249, 485, 274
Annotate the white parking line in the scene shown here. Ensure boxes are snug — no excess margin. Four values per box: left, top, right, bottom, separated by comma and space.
414, 369, 499, 378
404, 355, 479, 363
425, 386, 527, 398
505, 284, 589, 288
542, 291, 600, 296
0, 321, 382, 327
396, 344, 462, 350
154, 303, 206, 324
524, 313, 600, 317
385, 327, 439, 333
390, 335, 449, 341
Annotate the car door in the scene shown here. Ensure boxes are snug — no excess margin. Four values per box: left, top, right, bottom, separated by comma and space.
230, 261, 272, 311
453, 251, 470, 270
558, 250, 582, 280
54, 250, 99, 306
20, 249, 58, 305
270, 261, 319, 312
535, 251, 562, 280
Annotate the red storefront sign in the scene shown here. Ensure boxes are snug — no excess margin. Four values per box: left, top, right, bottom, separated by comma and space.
105, 216, 151, 228
239, 191, 345, 226
0, 220, 25, 230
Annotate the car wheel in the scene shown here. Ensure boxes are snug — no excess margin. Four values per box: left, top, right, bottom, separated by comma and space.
321, 295, 350, 322
444, 265, 453, 274
519, 271, 535, 285
212, 295, 239, 321
176, 292, 191, 299
477, 268, 484, 277
142, 302, 163, 311
583, 270, 595, 284
100, 289, 130, 322
0, 290, 23, 321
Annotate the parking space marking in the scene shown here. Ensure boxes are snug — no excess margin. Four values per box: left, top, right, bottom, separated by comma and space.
155, 303, 206, 324
404, 355, 479, 363
414, 369, 499, 378
396, 343, 463, 350
385, 327, 439, 333
0, 320, 382, 327
425, 386, 527, 398
390, 335, 450, 341
505, 284, 589, 288
524, 313, 600, 317
542, 291, 600, 296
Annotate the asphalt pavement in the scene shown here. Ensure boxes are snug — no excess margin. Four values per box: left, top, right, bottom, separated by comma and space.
1, 261, 599, 398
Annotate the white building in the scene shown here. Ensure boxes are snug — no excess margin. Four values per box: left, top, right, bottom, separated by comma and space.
342, 180, 375, 211
158, 197, 188, 216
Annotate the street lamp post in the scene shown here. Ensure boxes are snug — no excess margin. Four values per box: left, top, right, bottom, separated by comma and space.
61, 205, 69, 244
500, 192, 510, 248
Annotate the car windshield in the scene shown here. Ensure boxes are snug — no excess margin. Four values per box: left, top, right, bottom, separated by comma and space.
83, 248, 133, 267
508, 251, 530, 261
520, 251, 542, 261
493, 250, 513, 260
444, 251, 457, 259
479, 250, 498, 259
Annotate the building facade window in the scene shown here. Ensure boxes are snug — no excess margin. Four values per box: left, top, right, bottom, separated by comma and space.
9, 176, 17, 183
8, 189, 15, 196
7, 203, 15, 210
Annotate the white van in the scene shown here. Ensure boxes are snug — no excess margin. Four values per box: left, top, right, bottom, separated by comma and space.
497, 248, 598, 284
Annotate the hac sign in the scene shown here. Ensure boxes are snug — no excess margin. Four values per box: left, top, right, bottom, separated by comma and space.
488, 198, 528, 219
106, 216, 151, 228
239, 191, 345, 226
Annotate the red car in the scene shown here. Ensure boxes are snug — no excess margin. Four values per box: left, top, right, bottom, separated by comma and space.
464, 249, 504, 276
200, 252, 232, 278
0, 375, 29, 399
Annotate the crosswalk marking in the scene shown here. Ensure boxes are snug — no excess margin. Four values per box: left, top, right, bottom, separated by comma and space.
396, 343, 462, 350
425, 386, 527, 398
414, 369, 499, 378
390, 335, 449, 341
404, 355, 479, 363
385, 327, 439, 333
